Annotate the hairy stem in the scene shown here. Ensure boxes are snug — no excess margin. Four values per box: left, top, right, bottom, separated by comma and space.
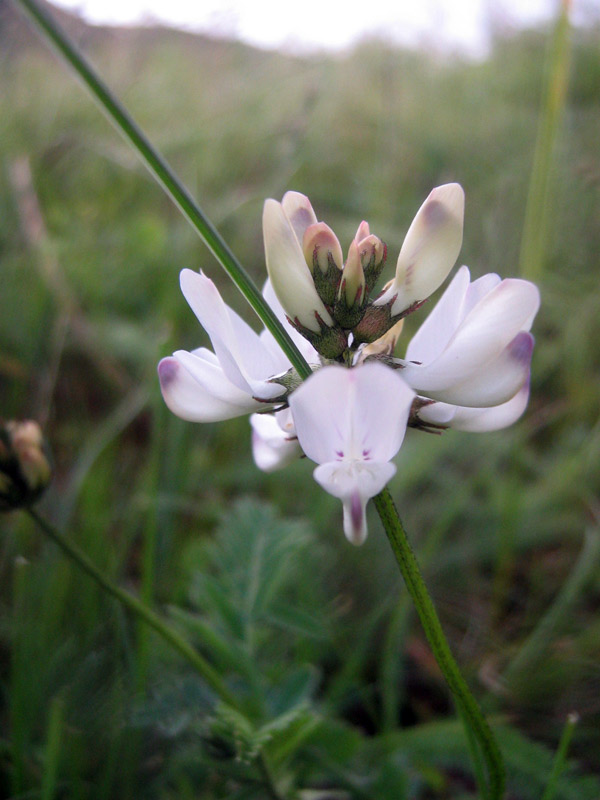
373, 489, 505, 800
26, 508, 237, 708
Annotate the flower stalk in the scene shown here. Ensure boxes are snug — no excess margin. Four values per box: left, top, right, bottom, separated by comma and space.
374, 488, 505, 800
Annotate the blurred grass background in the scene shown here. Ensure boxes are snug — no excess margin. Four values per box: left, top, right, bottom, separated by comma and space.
1, 1, 600, 797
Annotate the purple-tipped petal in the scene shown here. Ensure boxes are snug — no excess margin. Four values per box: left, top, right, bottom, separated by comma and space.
401, 279, 540, 392
412, 331, 534, 407
375, 183, 465, 315
158, 357, 253, 422
263, 199, 334, 332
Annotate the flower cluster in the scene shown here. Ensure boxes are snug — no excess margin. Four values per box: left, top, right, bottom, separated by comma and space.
159, 186, 539, 544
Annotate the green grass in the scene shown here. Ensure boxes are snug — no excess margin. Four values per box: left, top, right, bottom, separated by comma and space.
1, 1, 600, 797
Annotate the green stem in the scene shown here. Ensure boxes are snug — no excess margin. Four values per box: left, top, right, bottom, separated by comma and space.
257, 752, 287, 800
504, 527, 600, 687
518, 0, 571, 281
459, 705, 490, 800
373, 489, 505, 800
26, 507, 237, 708
541, 712, 578, 800
13, 0, 311, 382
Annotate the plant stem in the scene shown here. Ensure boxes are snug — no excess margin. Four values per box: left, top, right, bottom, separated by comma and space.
257, 752, 287, 800
518, 0, 571, 281
13, 0, 311, 381
26, 507, 237, 708
541, 712, 578, 800
504, 527, 600, 688
373, 489, 506, 800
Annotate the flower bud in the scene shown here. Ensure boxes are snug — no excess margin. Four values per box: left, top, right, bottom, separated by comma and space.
281, 190, 318, 244
355, 231, 387, 295
354, 220, 370, 241
357, 319, 405, 362
334, 240, 367, 328
374, 183, 464, 317
302, 222, 343, 305
263, 198, 335, 334
303, 222, 343, 274
0, 420, 51, 511
351, 303, 394, 344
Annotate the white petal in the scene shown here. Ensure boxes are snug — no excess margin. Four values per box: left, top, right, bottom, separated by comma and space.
401, 279, 540, 390
274, 406, 296, 435
405, 265, 471, 364
375, 183, 464, 315
259, 278, 320, 365
314, 460, 396, 545
463, 272, 502, 315
158, 357, 253, 422
449, 381, 531, 432
226, 305, 284, 379
416, 400, 457, 426
180, 269, 284, 400
405, 268, 503, 365
281, 191, 318, 246
419, 332, 534, 407
289, 363, 414, 466
250, 413, 301, 472
174, 349, 283, 412
263, 199, 334, 333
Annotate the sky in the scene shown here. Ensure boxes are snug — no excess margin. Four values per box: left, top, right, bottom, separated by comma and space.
51, 0, 597, 57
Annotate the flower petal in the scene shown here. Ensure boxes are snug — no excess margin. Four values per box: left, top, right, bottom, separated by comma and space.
375, 183, 464, 315
415, 400, 457, 426
263, 199, 334, 333
450, 380, 532, 432
172, 350, 262, 407
417, 332, 534, 407
401, 279, 540, 391
158, 357, 253, 422
259, 278, 320, 366
250, 412, 301, 472
289, 363, 414, 466
418, 378, 532, 433
281, 191, 318, 245
405, 265, 471, 364
314, 460, 396, 544
180, 269, 284, 399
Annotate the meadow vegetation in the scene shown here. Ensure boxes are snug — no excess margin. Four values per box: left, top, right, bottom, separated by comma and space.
1, 2, 600, 797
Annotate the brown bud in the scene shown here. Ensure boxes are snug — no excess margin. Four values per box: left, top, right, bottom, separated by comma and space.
0, 420, 52, 511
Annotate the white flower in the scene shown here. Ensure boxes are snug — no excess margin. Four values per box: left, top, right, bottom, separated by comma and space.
288, 363, 415, 545
374, 183, 464, 317
263, 192, 335, 333
158, 269, 313, 422
250, 409, 301, 472
158, 186, 541, 544
398, 265, 540, 431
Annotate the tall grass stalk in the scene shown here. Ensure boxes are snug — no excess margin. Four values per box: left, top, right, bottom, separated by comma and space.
519, 0, 571, 281
41, 695, 64, 800
541, 712, 579, 800
504, 527, 600, 687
